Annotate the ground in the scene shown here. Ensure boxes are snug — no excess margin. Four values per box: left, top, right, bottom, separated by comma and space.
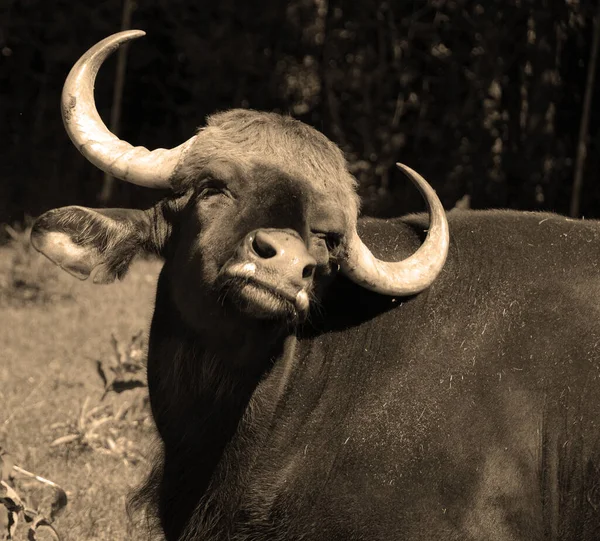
0, 244, 163, 541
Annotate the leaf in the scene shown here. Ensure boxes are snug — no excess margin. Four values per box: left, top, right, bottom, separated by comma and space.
86, 417, 111, 433
6, 508, 18, 540
49, 434, 80, 447
0, 480, 24, 511
114, 402, 131, 421
85, 404, 111, 419
1, 482, 24, 539
49, 485, 68, 521
28, 514, 61, 540
110, 334, 124, 366
95, 360, 108, 388
78, 397, 90, 431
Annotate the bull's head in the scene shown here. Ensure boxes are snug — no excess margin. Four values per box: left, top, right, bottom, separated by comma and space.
31, 31, 449, 330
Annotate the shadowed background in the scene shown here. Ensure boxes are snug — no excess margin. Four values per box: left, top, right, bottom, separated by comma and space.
2, 0, 600, 227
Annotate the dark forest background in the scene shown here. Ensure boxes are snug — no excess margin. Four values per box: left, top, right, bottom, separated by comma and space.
1, 0, 599, 226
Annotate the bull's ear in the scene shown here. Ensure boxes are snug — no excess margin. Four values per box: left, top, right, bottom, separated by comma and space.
31, 206, 161, 284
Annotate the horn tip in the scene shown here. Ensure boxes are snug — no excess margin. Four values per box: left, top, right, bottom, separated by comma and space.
395, 162, 422, 185
119, 29, 147, 40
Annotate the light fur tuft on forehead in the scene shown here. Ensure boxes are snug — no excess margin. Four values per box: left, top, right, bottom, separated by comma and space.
174, 109, 360, 228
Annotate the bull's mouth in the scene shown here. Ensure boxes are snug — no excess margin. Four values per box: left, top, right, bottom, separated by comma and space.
220, 274, 309, 321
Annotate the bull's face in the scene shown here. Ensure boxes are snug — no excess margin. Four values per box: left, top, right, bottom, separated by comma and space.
31, 31, 450, 334
31, 161, 348, 331
167, 160, 350, 326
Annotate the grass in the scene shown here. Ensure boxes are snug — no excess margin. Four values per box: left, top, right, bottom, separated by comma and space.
0, 222, 75, 307
0, 242, 163, 540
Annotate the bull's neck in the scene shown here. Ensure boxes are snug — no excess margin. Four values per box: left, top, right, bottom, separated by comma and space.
148, 268, 292, 423
147, 267, 297, 539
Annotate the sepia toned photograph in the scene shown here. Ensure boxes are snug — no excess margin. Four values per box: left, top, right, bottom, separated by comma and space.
2, 1, 600, 539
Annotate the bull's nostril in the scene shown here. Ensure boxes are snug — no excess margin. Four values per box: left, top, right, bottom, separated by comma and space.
252, 233, 277, 259
302, 264, 316, 280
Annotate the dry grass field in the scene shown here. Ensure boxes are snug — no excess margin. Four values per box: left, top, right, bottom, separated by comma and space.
0, 234, 163, 540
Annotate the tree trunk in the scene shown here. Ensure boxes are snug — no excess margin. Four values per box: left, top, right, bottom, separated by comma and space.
570, 1, 600, 218
98, 0, 136, 205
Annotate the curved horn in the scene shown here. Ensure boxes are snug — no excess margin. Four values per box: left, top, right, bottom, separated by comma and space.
341, 163, 449, 296
62, 30, 196, 188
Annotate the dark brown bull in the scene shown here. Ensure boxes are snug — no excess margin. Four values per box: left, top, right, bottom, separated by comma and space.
32, 31, 600, 541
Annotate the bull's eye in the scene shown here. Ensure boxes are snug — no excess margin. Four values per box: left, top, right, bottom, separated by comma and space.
314, 232, 342, 253
199, 187, 224, 199
197, 182, 233, 201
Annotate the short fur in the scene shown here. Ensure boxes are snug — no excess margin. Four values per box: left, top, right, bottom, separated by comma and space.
175, 110, 360, 229
32, 110, 600, 541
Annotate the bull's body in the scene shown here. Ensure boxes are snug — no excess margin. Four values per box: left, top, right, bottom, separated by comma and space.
31, 31, 600, 541
147, 210, 600, 541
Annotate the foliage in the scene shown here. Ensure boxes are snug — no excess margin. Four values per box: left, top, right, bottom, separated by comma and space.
49, 397, 147, 466
49, 332, 151, 466
0, 447, 66, 541
95, 331, 151, 427
2, 0, 600, 222
96, 332, 148, 399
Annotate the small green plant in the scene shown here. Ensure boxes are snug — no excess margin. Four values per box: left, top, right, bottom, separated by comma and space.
51, 332, 152, 465
0, 220, 73, 306
49, 397, 114, 451
0, 446, 67, 540
50, 397, 147, 466
95, 331, 151, 425
96, 332, 148, 398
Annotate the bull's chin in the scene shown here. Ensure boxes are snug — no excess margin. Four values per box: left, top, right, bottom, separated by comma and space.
223, 278, 306, 322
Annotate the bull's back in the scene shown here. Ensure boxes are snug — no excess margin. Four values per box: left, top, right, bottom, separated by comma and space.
230, 211, 600, 540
